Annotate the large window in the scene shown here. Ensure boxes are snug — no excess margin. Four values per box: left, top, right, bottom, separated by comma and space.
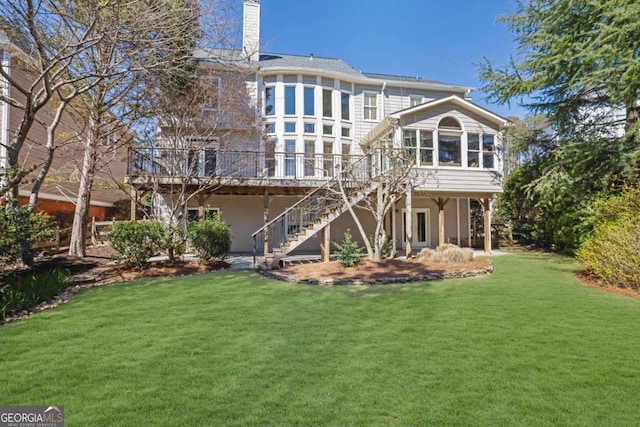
341, 92, 350, 120
438, 135, 461, 166
323, 89, 333, 118
438, 117, 462, 166
364, 92, 377, 121
483, 134, 495, 169
304, 87, 314, 116
264, 86, 275, 116
468, 133, 480, 168
284, 85, 296, 115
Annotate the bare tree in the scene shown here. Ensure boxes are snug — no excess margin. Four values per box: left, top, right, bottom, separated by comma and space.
0, 0, 105, 199
332, 131, 434, 262
66, 0, 202, 257
130, 65, 260, 261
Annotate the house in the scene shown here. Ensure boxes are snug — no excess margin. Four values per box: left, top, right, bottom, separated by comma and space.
127, 0, 510, 263
0, 30, 129, 225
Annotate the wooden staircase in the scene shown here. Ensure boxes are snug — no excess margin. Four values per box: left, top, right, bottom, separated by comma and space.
267, 181, 378, 267
252, 156, 376, 267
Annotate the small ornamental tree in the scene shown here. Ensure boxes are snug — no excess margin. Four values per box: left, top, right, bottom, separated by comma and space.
333, 229, 364, 268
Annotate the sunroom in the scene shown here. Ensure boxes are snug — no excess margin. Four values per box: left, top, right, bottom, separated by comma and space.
361, 95, 511, 254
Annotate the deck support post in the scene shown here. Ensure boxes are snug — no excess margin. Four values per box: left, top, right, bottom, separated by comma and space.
321, 223, 331, 263
263, 190, 269, 259
405, 190, 412, 258
433, 198, 450, 248
478, 197, 493, 254
130, 187, 137, 220
390, 201, 397, 258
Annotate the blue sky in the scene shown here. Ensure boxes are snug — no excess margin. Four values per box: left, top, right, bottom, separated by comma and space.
256, 0, 526, 119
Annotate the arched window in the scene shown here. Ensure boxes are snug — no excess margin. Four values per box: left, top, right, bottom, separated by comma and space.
437, 117, 462, 166
438, 117, 461, 130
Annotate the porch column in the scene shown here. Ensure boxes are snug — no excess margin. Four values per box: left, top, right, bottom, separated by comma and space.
405, 190, 412, 258
320, 223, 331, 263
130, 187, 137, 220
479, 197, 493, 254
263, 189, 269, 258
390, 201, 397, 258
433, 198, 450, 248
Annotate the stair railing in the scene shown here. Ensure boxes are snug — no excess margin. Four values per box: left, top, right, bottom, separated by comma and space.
252, 154, 375, 265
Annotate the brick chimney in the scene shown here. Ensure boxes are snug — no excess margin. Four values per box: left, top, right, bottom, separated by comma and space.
243, 0, 260, 62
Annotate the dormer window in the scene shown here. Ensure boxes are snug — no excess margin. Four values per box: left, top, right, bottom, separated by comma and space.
409, 95, 423, 107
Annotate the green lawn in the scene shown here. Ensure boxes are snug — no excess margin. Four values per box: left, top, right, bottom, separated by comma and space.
1, 252, 639, 426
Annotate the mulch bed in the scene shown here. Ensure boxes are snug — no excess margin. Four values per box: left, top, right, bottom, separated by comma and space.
265, 258, 494, 285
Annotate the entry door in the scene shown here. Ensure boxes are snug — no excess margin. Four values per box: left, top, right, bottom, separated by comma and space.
403, 209, 431, 247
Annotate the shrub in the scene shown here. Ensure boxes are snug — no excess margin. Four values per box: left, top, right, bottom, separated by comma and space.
0, 269, 70, 320
333, 229, 364, 267
0, 201, 59, 266
577, 186, 640, 289
416, 244, 474, 263
189, 217, 231, 262
108, 220, 165, 267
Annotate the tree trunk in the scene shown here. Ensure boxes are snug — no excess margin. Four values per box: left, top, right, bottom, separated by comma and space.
28, 99, 69, 211
68, 120, 99, 257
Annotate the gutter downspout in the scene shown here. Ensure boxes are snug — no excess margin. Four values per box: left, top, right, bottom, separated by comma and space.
380, 81, 387, 119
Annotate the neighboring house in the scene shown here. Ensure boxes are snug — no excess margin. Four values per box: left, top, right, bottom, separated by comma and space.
127, 0, 510, 261
0, 31, 129, 224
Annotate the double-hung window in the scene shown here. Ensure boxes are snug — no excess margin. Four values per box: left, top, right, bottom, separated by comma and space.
467, 133, 480, 168
403, 129, 417, 163
364, 92, 377, 121
419, 130, 434, 166
483, 134, 495, 169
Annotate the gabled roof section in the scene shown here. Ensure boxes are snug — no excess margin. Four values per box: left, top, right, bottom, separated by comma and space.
391, 95, 511, 127
361, 96, 512, 148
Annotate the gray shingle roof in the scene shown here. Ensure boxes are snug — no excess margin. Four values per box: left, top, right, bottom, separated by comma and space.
362, 72, 454, 87
193, 49, 468, 90
258, 53, 362, 78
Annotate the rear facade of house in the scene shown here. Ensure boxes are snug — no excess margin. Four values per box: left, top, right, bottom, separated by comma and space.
127, 0, 509, 262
